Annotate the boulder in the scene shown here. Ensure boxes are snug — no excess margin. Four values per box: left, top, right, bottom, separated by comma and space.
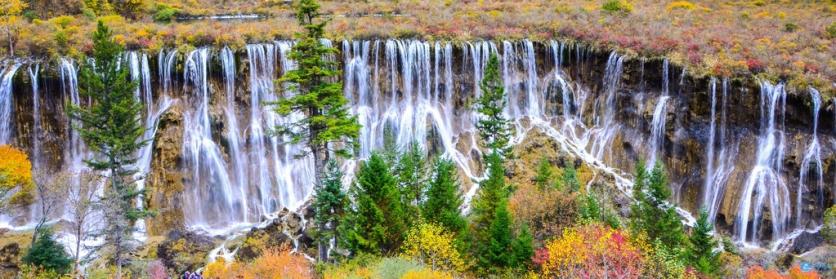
156, 230, 217, 274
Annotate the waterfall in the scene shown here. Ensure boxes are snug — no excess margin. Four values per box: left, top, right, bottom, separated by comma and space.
58, 58, 87, 175
736, 81, 790, 246
646, 60, 671, 169
247, 43, 280, 220
182, 48, 238, 232
158, 49, 178, 95
703, 78, 737, 223
28, 64, 41, 168
0, 62, 22, 144
588, 52, 623, 161
221, 47, 249, 223
646, 96, 669, 169
797, 88, 823, 228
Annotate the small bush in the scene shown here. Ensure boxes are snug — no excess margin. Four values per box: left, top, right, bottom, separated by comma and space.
22, 230, 72, 275
602, 0, 633, 14
401, 268, 454, 279
667, 1, 695, 11
783, 22, 798, 32
202, 245, 312, 279
373, 258, 423, 279
153, 3, 178, 23
826, 22, 836, 39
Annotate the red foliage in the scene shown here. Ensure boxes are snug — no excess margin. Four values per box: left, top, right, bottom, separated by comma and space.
747, 58, 765, 73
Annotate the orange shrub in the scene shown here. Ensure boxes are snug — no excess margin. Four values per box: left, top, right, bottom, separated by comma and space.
202, 245, 312, 279
746, 265, 821, 279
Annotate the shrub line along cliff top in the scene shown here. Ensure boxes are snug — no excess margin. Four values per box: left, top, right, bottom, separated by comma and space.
2, 0, 834, 95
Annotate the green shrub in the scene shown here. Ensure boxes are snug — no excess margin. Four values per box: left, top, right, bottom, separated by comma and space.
153, 3, 178, 23
22, 230, 73, 275
783, 22, 798, 32
602, 0, 633, 14
826, 22, 836, 39
372, 258, 423, 279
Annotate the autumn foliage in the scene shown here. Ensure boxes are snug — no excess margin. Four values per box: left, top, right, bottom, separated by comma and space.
202, 245, 312, 279
746, 265, 821, 279
400, 223, 465, 273
0, 145, 35, 208
537, 224, 645, 279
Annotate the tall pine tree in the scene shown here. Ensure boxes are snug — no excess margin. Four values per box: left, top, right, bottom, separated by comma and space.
422, 158, 465, 234
482, 199, 514, 270
474, 53, 511, 155
630, 163, 686, 252
395, 142, 427, 223
341, 153, 407, 255
69, 21, 149, 279
688, 209, 720, 276
312, 159, 347, 261
274, 0, 360, 193
471, 151, 509, 231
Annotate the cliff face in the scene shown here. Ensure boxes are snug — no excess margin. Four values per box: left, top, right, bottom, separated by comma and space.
0, 40, 833, 248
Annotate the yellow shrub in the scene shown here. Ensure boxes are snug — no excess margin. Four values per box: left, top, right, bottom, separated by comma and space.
400, 223, 464, 273
401, 268, 454, 279
0, 145, 35, 207
667, 1, 696, 11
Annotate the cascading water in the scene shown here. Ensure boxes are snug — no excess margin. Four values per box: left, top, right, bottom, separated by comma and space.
4, 40, 831, 252
797, 88, 823, 228
588, 52, 624, 161
220, 47, 250, 224
0, 62, 22, 144
182, 48, 239, 232
646, 60, 670, 169
736, 81, 790, 246
646, 96, 669, 169
59, 58, 86, 174
28, 64, 41, 168
703, 78, 738, 224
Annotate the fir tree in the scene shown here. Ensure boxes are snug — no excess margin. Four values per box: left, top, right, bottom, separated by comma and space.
395, 142, 427, 222
274, 0, 360, 193
422, 159, 465, 234
471, 151, 509, 231
579, 193, 602, 223
561, 163, 580, 192
512, 224, 534, 268
68, 21, 149, 279
688, 209, 720, 276
312, 159, 347, 261
482, 199, 514, 270
341, 153, 407, 255
533, 156, 553, 190
475, 53, 511, 155
22, 229, 72, 275
630, 162, 686, 252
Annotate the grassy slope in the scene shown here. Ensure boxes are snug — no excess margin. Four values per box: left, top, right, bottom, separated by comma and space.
3, 0, 834, 94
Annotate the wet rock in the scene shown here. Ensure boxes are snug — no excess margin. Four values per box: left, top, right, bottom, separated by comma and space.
147, 104, 186, 236
0, 243, 20, 268
237, 208, 312, 261
789, 231, 825, 255
156, 230, 217, 274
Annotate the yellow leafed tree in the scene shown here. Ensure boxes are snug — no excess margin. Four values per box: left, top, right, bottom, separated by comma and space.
0, 145, 35, 209
0, 0, 27, 55
400, 223, 465, 273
